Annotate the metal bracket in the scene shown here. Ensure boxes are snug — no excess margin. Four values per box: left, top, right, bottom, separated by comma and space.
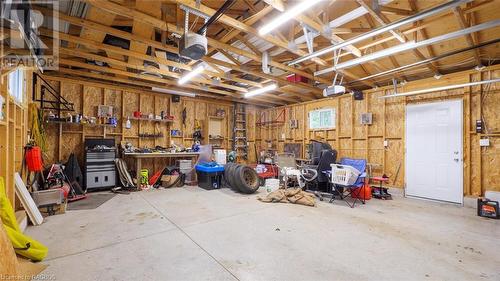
392, 78, 398, 94
301, 23, 318, 54
179, 5, 210, 20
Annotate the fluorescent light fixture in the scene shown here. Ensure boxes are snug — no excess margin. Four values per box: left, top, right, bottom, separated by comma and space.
380, 78, 500, 99
244, 84, 277, 98
288, 0, 472, 66
178, 64, 205, 85
151, 87, 196, 98
315, 19, 500, 76
258, 0, 322, 36
315, 41, 417, 76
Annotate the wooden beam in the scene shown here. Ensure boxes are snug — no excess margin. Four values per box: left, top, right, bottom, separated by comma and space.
262, 0, 362, 57
38, 28, 310, 102
356, 0, 406, 43
379, 6, 415, 16
262, 0, 285, 12
58, 47, 250, 93
331, 28, 371, 34
57, 59, 286, 106
203, 56, 319, 99
218, 49, 242, 66
170, 0, 329, 66
235, 34, 262, 56
452, 6, 482, 66
38, 5, 325, 92
48, 69, 272, 107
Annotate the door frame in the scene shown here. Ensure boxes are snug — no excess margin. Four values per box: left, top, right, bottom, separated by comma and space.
404, 99, 464, 204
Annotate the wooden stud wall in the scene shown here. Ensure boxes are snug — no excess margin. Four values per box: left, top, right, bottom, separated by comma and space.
38, 75, 259, 176
258, 65, 500, 196
0, 68, 29, 206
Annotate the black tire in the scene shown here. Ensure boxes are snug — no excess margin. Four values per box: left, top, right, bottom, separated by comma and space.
234, 166, 260, 194
226, 163, 240, 191
224, 163, 236, 188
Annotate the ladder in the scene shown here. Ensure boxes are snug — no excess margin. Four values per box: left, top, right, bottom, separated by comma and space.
232, 103, 248, 160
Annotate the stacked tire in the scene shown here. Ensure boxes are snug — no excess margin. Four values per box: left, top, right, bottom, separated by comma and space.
223, 163, 260, 194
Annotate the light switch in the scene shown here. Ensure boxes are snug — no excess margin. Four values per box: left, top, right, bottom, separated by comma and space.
383, 140, 388, 147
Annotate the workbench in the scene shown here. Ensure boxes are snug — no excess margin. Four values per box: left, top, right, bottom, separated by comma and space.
123, 152, 200, 186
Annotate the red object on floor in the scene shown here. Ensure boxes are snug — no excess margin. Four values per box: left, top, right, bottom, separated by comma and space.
25, 146, 43, 172
248, 164, 278, 179
149, 169, 163, 185
371, 176, 389, 183
351, 183, 372, 200
286, 74, 309, 83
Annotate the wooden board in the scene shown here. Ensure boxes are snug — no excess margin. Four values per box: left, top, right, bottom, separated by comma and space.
14, 173, 43, 226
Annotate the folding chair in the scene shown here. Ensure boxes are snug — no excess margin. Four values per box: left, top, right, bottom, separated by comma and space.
329, 158, 367, 208
275, 153, 317, 189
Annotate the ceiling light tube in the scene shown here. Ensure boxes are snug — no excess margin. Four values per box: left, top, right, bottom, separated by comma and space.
380, 78, 500, 99
347, 38, 500, 84
315, 41, 417, 76
258, 0, 323, 36
288, 0, 472, 65
315, 19, 500, 76
151, 87, 196, 97
244, 84, 277, 98
178, 64, 205, 85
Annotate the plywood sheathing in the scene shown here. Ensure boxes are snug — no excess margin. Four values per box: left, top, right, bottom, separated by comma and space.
39, 75, 259, 176
257, 65, 500, 196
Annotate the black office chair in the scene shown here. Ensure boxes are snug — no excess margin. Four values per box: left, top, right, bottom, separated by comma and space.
303, 142, 337, 196
308, 140, 333, 166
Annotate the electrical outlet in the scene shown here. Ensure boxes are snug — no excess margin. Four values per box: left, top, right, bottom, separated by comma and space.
479, 139, 490, 147
281, 133, 286, 139
383, 140, 388, 147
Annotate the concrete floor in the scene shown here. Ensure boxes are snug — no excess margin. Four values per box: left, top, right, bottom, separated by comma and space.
27, 187, 500, 281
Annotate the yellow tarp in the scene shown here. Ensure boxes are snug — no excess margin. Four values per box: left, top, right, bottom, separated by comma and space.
0, 177, 48, 261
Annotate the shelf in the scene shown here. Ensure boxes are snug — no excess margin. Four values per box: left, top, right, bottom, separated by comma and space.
129, 117, 173, 123
170, 136, 183, 138
45, 120, 117, 127
208, 116, 225, 120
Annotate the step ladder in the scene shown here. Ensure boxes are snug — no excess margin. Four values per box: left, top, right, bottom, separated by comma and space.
232, 103, 248, 160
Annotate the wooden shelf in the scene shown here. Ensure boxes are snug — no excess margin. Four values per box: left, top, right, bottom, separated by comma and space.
129, 117, 173, 123
45, 120, 117, 127
208, 116, 225, 120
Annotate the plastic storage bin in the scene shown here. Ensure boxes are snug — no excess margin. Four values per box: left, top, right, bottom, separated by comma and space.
195, 162, 225, 190
330, 164, 361, 186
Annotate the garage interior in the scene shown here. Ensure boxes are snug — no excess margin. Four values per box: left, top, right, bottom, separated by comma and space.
1, 0, 499, 280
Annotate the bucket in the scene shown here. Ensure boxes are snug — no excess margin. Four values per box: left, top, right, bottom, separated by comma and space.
25, 146, 43, 172
264, 179, 280, 192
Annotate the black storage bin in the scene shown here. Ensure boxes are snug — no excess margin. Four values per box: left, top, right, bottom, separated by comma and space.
196, 170, 223, 190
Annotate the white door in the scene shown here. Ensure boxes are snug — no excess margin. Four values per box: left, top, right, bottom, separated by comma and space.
405, 100, 463, 204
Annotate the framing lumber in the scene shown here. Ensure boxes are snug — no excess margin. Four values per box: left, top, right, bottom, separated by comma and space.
36, 6, 318, 99
452, 6, 482, 66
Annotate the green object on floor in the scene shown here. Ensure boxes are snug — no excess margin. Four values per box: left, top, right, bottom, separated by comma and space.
0, 177, 48, 261
140, 169, 149, 185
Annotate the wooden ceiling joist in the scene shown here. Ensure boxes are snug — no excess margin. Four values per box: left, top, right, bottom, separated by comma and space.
57, 59, 285, 106
36, 6, 316, 101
